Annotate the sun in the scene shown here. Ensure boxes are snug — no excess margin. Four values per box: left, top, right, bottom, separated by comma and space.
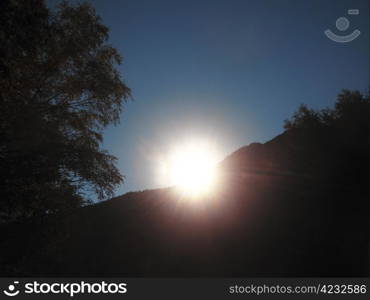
162, 141, 220, 198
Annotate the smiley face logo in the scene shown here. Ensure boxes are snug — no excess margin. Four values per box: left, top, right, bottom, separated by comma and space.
325, 9, 361, 43
3, 282, 20, 297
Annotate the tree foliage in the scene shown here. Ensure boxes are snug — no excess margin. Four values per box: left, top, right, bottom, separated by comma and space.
284, 90, 369, 132
0, 0, 131, 221
283, 89, 369, 184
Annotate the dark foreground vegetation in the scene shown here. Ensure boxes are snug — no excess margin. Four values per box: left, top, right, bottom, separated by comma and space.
0, 0, 130, 222
1, 90, 369, 276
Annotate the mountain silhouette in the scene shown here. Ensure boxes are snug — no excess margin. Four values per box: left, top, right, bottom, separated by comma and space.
0, 121, 368, 277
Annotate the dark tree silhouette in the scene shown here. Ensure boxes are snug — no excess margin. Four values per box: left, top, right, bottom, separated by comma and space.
0, 0, 131, 222
284, 90, 369, 132
283, 90, 369, 183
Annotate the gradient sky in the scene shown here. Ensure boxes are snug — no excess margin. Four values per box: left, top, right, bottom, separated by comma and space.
50, 0, 369, 196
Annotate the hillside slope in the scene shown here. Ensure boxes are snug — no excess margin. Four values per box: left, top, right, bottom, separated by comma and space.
0, 125, 368, 277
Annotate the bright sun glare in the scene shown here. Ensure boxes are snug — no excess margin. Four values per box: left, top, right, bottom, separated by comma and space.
161, 141, 220, 198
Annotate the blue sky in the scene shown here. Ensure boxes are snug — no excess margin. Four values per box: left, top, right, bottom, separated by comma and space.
50, 0, 369, 195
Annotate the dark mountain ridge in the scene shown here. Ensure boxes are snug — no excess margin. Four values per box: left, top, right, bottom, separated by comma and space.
1, 120, 368, 276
